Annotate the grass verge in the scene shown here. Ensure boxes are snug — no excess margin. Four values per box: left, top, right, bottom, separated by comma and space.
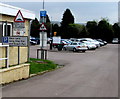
29, 58, 57, 74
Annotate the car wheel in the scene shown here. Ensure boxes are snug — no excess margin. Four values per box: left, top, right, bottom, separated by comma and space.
63, 47, 67, 51
82, 50, 86, 52
73, 48, 77, 52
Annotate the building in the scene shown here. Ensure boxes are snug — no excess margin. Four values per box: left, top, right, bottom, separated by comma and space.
0, 3, 35, 67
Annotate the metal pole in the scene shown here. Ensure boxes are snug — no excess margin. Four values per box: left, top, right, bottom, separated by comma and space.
18, 46, 20, 65
42, 31, 44, 48
43, 0, 45, 9
50, 17, 53, 50
28, 20, 33, 62
41, 31, 44, 59
7, 45, 9, 68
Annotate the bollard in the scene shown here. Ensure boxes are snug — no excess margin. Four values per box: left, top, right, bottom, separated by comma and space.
37, 49, 47, 60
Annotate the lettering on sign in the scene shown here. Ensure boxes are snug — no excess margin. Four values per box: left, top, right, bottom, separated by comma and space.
2, 36, 28, 47
13, 22, 25, 36
13, 22, 25, 28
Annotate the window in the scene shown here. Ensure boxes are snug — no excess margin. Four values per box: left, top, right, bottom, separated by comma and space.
73, 43, 77, 45
3, 22, 12, 36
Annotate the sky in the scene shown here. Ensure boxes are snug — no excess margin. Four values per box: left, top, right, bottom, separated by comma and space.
2, 0, 119, 24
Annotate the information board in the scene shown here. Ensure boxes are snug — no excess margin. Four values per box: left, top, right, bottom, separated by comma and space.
2, 36, 28, 47
13, 22, 25, 36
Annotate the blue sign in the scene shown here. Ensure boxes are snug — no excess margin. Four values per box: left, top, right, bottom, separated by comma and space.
40, 11, 47, 17
2, 37, 9, 43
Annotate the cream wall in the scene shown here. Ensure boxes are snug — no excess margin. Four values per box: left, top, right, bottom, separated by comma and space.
0, 64, 30, 84
0, 14, 30, 67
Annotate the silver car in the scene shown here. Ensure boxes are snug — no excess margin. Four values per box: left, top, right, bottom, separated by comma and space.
82, 41, 97, 50
63, 42, 88, 52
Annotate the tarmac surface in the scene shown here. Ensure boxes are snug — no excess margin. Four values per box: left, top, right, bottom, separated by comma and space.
2, 44, 118, 97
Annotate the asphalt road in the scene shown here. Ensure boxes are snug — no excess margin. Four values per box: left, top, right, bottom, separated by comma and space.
2, 44, 118, 97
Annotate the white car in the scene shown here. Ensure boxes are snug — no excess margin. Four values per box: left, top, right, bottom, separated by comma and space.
112, 38, 119, 44
63, 42, 88, 52
82, 41, 97, 50
79, 38, 100, 48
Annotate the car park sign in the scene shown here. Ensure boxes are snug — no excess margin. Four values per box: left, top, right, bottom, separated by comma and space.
2, 36, 28, 47
40, 10, 47, 17
2, 37, 9, 43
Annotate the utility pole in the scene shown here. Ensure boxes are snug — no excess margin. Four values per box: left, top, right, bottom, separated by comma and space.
43, 0, 44, 9
50, 17, 53, 50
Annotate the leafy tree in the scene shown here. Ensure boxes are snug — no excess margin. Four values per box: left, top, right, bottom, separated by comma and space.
61, 9, 74, 26
67, 24, 87, 38
46, 15, 50, 23
97, 18, 113, 42
86, 21, 98, 38
45, 14, 51, 37
30, 18, 40, 38
60, 9, 75, 38
67, 24, 79, 38
112, 23, 120, 38
53, 24, 60, 36
80, 26, 89, 38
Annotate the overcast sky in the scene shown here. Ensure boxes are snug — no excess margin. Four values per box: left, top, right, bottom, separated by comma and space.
3, 1, 119, 24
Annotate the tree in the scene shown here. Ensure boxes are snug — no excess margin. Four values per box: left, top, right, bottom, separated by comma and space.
67, 24, 79, 38
86, 21, 98, 38
46, 15, 50, 23
61, 9, 74, 26
60, 9, 75, 38
97, 18, 113, 42
52, 24, 60, 36
45, 14, 51, 37
30, 18, 40, 38
112, 23, 120, 38
67, 24, 87, 38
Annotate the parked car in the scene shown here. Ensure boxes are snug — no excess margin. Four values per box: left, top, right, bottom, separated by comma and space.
30, 37, 37, 45
35, 38, 40, 44
94, 39, 104, 46
96, 39, 107, 46
82, 41, 97, 50
78, 38, 100, 48
112, 38, 119, 44
63, 42, 88, 52
30, 39, 37, 45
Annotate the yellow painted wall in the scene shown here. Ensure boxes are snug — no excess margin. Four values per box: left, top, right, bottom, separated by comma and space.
0, 64, 30, 84
0, 47, 6, 68
0, 14, 30, 67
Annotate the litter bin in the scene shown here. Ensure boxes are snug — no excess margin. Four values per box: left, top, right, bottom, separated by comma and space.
57, 44, 63, 51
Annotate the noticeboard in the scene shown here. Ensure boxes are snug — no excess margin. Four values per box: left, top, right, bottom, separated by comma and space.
2, 36, 28, 47
13, 22, 25, 36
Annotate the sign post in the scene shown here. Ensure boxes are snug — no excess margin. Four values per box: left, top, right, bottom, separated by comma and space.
39, 10, 47, 60
14, 10, 25, 64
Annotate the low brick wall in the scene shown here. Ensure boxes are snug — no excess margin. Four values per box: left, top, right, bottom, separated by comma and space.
0, 64, 30, 84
